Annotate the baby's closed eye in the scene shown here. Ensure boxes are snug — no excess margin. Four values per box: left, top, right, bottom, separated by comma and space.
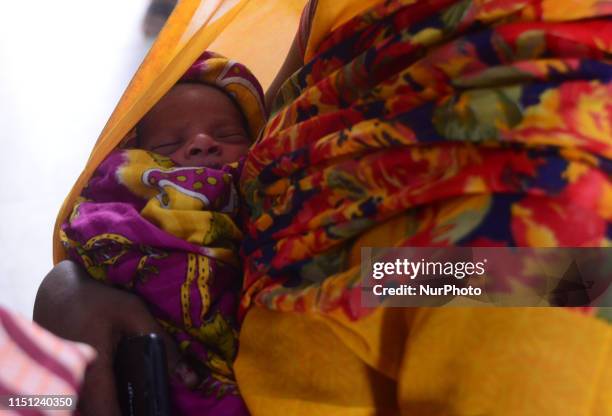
151, 139, 183, 153
215, 129, 249, 143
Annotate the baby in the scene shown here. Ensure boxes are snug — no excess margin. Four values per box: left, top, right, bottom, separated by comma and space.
60, 52, 265, 416
135, 79, 251, 168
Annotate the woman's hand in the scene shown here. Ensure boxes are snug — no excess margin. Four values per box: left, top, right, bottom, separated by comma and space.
33, 260, 198, 415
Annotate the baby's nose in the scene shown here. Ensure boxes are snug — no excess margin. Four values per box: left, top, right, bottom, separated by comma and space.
185, 134, 220, 156
176, 134, 222, 166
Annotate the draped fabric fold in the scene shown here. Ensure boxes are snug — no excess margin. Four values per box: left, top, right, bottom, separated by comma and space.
235, 0, 612, 414
240, 0, 612, 317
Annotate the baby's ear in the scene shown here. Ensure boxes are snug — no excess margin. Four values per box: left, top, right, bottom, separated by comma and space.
119, 127, 139, 149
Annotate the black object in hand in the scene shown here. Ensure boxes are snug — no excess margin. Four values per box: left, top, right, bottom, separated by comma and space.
114, 334, 171, 416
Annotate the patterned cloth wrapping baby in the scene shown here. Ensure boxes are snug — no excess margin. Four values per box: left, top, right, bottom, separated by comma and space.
59, 51, 266, 416
61, 149, 247, 415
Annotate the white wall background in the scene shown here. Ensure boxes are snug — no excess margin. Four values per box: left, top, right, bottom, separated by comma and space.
0, 0, 152, 317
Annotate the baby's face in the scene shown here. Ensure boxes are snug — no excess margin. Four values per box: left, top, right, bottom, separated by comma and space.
137, 83, 250, 168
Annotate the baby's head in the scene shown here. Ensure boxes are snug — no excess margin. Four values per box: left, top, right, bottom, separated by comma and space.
132, 52, 265, 168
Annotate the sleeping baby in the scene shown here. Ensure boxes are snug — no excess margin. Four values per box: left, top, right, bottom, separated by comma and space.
60, 51, 266, 416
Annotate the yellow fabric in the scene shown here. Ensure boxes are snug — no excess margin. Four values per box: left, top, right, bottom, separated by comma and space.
236, 307, 612, 416
303, 0, 383, 61
209, 0, 306, 89
238, 163, 611, 415
53, 0, 305, 263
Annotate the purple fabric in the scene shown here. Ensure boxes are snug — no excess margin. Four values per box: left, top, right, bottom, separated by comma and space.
61, 149, 248, 415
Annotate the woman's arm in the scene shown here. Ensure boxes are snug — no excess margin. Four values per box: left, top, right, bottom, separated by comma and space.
34, 260, 196, 415
264, 28, 304, 110
265, 0, 318, 110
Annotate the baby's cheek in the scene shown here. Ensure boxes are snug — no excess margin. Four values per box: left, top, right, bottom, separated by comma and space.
224, 144, 250, 163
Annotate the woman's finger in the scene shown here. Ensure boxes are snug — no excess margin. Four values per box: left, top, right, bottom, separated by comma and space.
119, 300, 201, 388
78, 340, 122, 416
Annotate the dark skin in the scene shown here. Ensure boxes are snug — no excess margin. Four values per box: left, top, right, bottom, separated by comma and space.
34, 261, 202, 416
34, 36, 304, 415
137, 83, 251, 167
